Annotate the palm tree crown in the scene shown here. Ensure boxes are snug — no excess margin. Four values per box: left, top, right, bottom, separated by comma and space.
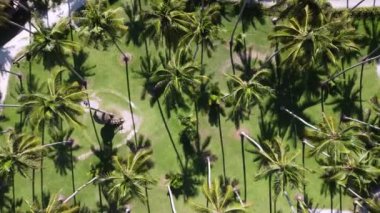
18, 69, 86, 130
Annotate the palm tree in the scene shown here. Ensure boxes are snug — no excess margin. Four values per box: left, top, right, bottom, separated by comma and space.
107, 149, 155, 209
225, 70, 272, 128
179, 2, 222, 67
75, 0, 139, 145
253, 137, 305, 213
142, 0, 192, 53
305, 114, 362, 163
27, 193, 79, 213
25, 18, 79, 70
268, 6, 338, 67
18, 69, 85, 207
0, 131, 41, 212
192, 179, 246, 212
305, 113, 365, 212
150, 49, 204, 170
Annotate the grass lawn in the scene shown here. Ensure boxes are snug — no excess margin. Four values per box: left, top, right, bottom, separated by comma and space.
1, 6, 379, 212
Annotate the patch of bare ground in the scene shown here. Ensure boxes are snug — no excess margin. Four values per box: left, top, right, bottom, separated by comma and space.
76, 95, 142, 161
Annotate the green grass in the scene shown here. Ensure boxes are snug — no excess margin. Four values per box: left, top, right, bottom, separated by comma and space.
1, 8, 380, 213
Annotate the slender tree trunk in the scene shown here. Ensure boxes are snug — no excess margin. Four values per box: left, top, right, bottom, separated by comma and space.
230, 0, 247, 75
168, 185, 177, 213
86, 94, 102, 149
274, 196, 277, 213
112, 40, 138, 145
330, 189, 334, 213
70, 148, 76, 205
145, 183, 151, 213
32, 169, 35, 203
320, 86, 325, 113
7, 20, 33, 33
40, 121, 45, 208
269, 175, 272, 213
339, 187, 342, 213
98, 184, 103, 209
195, 102, 200, 144
157, 99, 184, 170
124, 62, 138, 145
217, 109, 226, 184
12, 171, 15, 213
240, 134, 247, 202
302, 142, 306, 192
63, 176, 98, 204
359, 64, 364, 120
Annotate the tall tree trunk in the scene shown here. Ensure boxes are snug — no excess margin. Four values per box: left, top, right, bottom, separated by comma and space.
7, 20, 33, 33
339, 187, 342, 213
157, 99, 184, 170
229, 0, 247, 75
98, 184, 103, 209
145, 183, 151, 213
359, 64, 364, 120
124, 61, 138, 145
302, 142, 306, 193
320, 86, 325, 113
86, 94, 102, 149
217, 109, 226, 184
330, 189, 334, 213
32, 169, 35, 203
113, 40, 138, 145
12, 171, 15, 213
70, 148, 76, 205
269, 175, 272, 213
40, 121, 45, 208
240, 134, 247, 202
168, 185, 177, 213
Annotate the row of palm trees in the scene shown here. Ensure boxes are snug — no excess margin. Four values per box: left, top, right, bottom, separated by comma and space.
0, 0, 380, 212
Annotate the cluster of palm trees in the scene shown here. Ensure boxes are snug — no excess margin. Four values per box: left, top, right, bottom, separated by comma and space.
0, 0, 379, 212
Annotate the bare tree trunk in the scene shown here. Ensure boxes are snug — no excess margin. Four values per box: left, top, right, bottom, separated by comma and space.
240, 134, 247, 202
168, 185, 177, 213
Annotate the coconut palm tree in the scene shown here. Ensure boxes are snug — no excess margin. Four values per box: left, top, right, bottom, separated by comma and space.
149, 49, 204, 170
268, 6, 338, 67
75, 0, 140, 145
27, 193, 79, 213
25, 18, 79, 70
142, 0, 192, 53
253, 137, 306, 213
107, 149, 155, 210
305, 113, 363, 163
75, 0, 128, 49
224, 70, 273, 128
18, 69, 85, 207
324, 151, 380, 195
192, 179, 246, 212
0, 131, 41, 212
179, 2, 222, 67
